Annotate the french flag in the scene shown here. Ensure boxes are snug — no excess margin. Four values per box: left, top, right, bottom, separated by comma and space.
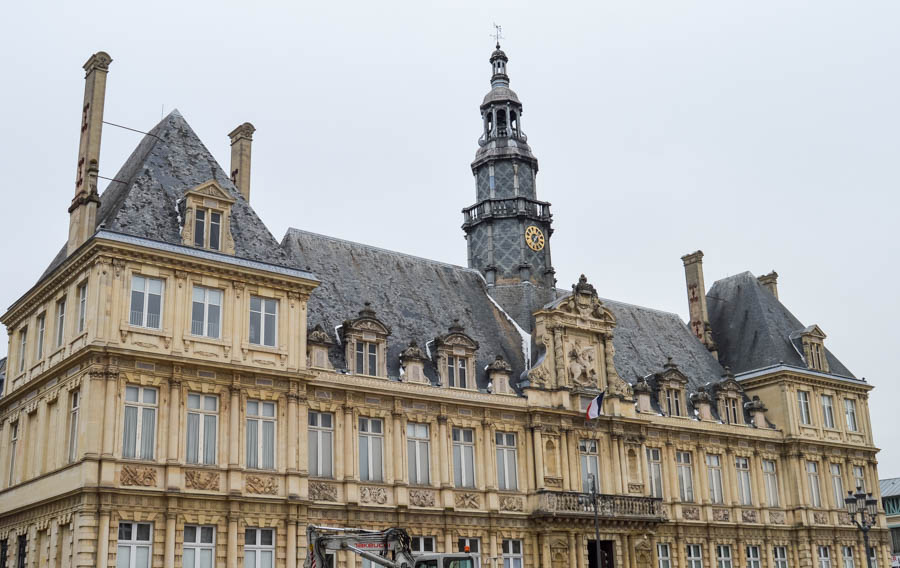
585, 391, 605, 420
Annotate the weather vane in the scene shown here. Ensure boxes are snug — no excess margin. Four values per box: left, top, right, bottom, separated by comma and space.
491, 23, 504, 47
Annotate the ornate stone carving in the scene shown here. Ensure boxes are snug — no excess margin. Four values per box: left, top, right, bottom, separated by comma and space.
682, 506, 700, 520
454, 492, 481, 509
568, 340, 598, 388
120, 465, 157, 487
813, 511, 829, 524
309, 482, 338, 502
360, 486, 388, 504
307, 324, 334, 346
712, 508, 730, 522
499, 495, 524, 512
245, 475, 278, 495
741, 509, 758, 523
838, 512, 853, 525
544, 477, 563, 489
409, 489, 436, 507
185, 470, 220, 491
628, 483, 644, 494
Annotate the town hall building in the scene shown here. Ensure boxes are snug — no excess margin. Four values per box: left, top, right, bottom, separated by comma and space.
0, 45, 891, 568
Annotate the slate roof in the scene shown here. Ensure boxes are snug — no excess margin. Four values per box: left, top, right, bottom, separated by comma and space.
707, 271, 856, 379
280, 228, 528, 389
40, 110, 286, 280
881, 477, 900, 498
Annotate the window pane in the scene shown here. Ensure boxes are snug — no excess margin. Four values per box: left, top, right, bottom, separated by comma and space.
195, 209, 206, 247
248, 401, 258, 416
185, 525, 197, 543
207, 303, 220, 338
263, 312, 276, 347
372, 436, 383, 481
140, 408, 155, 459
419, 443, 429, 485
143, 388, 157, 404
360, 436, 370, 480
261, 530, 273, 546
119, 522, 132, 540
209, 213, 220, 250
453, 445, 462, 487
188, 394, 201, 409
123, 406, 138, 458
130, 289, 145, 326
262, 403, 275, 418
126, 386, 139, 402
246, 530, 256, 545
199, 549, 213, 568
136, 524, 150, 541
322, 431, 333, 478
247, 421, 258, 468
117, 546, 131, 568
310, 431, 320, 475
262, 421, 275, 469
184, 548, 196, 568
204, 415, 217, 464
261, 550, 273, 568
249, 310, 261, 345
464, 445, 475, 487
245, 555, 256, 568
191, 300, 205, 335
147, 290, 161, 329
186, 413, 200, 463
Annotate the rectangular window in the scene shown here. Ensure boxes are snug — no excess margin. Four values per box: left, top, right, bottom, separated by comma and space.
246, 400, 276, 470
68, 390, 80, 463
448, 355, 468, 389
403, 422, 429, 485
183, 525, 215, 568
194, 209, 206, 247
868, 547, 878, 568
17, 327, 27, 373
117, 522, 152, 568
763, 459, 779, 507
798, 391, 811, 425
830, 464, 845, 508
747, 546, 761, 568
657, 544, 671, 568
818, 546, 831, 568
354, 341, 379, 376
452, 427, 476, 488
55, 298, 66, 348
16, 535, 26, 568
677, 451, 695, 502
359, 417, 384, 482
122, 385, 157, 460
892, 527, 900, 554
707, 454, 724, 504
844, 400, 858, 432
244, 528, 274, 568
209, 212, 221, 251
773, 547, 789, 568
647, 448, 663, 498
129, 276, 163, 329
716, 545, 733, 568
458, 538, 481, 566
840, 546, 853, 568
186, 393, 218, 465
501, 539, 523, 568
496, 432, 518, 491
822, 395, 835, 428
580, 439, 600, 493
191, 286, 222, 339
36, 313, 45, 359
410, 537, 435, 555
666, 389, 682, 417
807, 461, 822, 507
77, 282, 88, 333
8, 422, 18, 485
249, 296, 277, 348
725, 398, 740, 425
853, 465, 866, 492
736, 457, 752, 506
687, 544, 704, 568
308, 411, 334, 478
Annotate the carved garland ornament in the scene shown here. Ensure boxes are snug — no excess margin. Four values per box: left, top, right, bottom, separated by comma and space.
120, 465, 157, 487
245, 475, 278, 495
185, 470, 220, 491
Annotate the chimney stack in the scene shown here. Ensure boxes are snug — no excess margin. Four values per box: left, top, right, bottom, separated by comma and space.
228, 122, 255, 201
68, 51, 112, 256
757, 271, 779, 300
680, 250, 718, 359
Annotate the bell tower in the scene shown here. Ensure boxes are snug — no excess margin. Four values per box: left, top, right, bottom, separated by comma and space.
462, 43, 555, 332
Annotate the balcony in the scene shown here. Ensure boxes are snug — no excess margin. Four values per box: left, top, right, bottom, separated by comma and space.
531, 491, 666, 523
462, 197, 552, 228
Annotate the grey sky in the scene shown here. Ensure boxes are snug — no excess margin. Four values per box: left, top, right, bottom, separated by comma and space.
2, 2, 898, 476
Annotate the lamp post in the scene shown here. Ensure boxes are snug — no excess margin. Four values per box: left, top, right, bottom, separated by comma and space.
578, 474, 603, 568
844, 485, 879, 568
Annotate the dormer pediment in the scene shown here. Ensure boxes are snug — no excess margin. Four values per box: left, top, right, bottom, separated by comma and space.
434, 319, 479, 352
342, 302, 391, 338
184, 179, 236, 204
657, 358, 689, 387
797, 324, 826, 340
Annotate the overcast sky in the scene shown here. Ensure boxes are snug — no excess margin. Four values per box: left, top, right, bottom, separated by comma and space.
1, 1, 898, 477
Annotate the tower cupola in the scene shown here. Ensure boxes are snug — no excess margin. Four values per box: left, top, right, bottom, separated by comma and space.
490, 43, 510, 88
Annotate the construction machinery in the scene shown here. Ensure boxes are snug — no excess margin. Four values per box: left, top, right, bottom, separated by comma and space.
305, 525, 477, 568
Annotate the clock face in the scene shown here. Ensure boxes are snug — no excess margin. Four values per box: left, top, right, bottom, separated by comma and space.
525, 225, 545, 251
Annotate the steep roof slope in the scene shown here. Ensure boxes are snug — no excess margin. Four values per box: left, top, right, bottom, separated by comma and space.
281, 229, 528, 388
41, 111, 285, 280
707, 271, 854, 378
880, 477, 900, 498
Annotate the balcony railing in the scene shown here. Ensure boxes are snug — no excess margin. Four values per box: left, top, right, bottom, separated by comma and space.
462, 197, 552, 226
532, 491, 666, 522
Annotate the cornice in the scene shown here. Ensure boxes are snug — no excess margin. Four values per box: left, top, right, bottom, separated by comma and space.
736, 365, 870, 392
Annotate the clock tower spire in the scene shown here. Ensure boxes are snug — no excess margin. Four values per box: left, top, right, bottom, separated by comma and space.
462, 42, 556, 332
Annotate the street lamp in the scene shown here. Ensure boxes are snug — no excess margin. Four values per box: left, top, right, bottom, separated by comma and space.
578, 474, 603, 568
844, 485, 879, 568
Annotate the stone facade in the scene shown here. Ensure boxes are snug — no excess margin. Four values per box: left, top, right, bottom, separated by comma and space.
0, 47, 892, 568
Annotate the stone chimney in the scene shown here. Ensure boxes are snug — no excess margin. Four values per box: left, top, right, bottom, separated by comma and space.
228, 122, 255, 201
681, 251, 718, 359
68, 51, 112, 256
757, 271, 779, 300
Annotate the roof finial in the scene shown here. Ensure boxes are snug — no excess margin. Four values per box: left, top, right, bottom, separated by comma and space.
491, 23, 504, 48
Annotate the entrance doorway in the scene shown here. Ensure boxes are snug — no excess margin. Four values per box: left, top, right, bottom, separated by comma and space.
587, 540, 615, 568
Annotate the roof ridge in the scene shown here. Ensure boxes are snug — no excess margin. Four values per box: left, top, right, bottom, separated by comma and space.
284, 227, 479, 274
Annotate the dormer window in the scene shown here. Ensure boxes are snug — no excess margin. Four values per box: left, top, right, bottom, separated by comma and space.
665, 389, 682, 417
434, 320, 479, 390
793, 324, 830, 373
180, 180, 236, 254
656, 358, 689, 418
716, 369, 745, 425
341, 302, 390, 378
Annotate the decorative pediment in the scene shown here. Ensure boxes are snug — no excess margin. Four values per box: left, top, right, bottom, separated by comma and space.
798, 324, 826, 340
184, 179, 236, 204
307, 324, 334, 346
556, 275, 616, 323
342, 302, 391, 338
434, 319, 479, 352
399, 340, 427, 363
716, 368, 743, 394
657, 358, 689, 387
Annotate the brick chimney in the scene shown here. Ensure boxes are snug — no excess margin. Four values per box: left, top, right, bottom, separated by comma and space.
228, 122, 255, 201
680, 250, 718, 359
68, 51, 112, 256
757, 271, 779, 300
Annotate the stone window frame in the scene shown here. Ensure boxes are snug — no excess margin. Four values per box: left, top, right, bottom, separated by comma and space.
656, 364, 689, 419
716, 378, 745, 426
434, 321, 479, 391
797, 325, 830, 373
341, 303, 390, 378
179, 180, 236, 255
